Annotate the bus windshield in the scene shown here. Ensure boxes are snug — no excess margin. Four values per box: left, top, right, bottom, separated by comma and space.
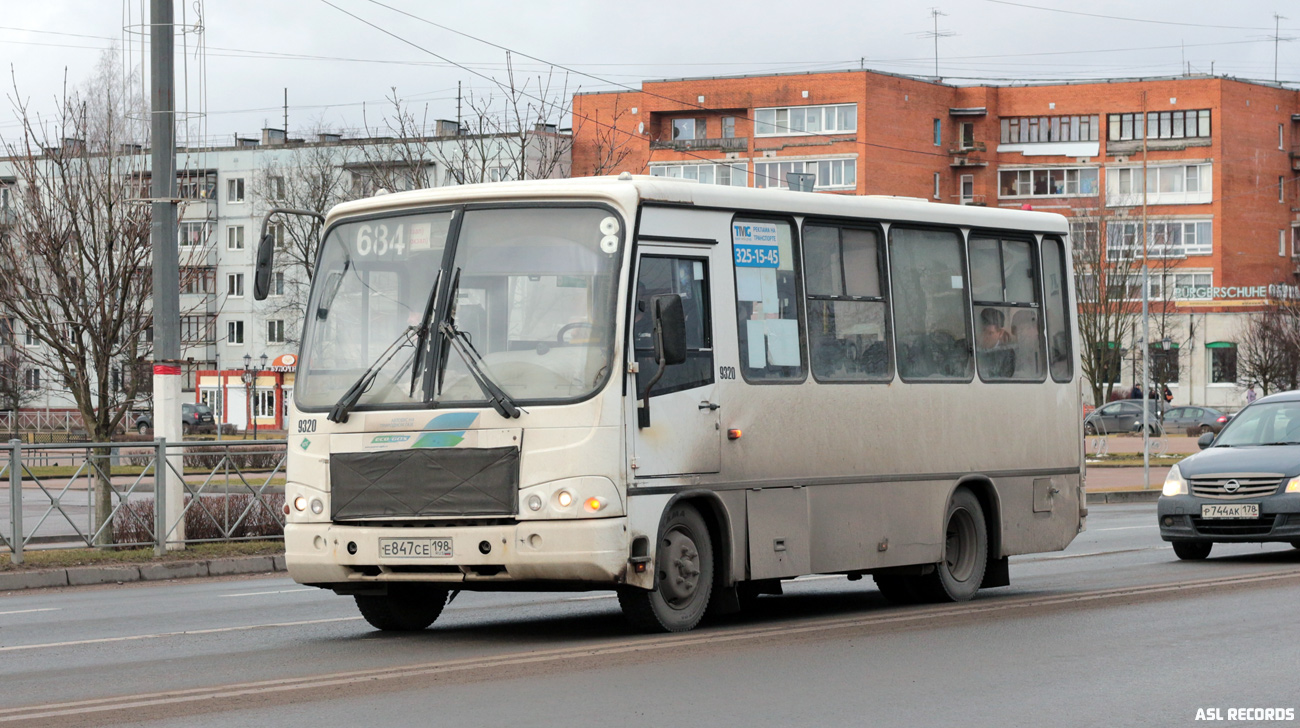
295, 204, 624, 412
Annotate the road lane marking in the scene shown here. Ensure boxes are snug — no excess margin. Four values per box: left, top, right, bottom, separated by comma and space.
219, 588, 317, 598
566, 595, 616, 601
0, 616, 360, 653
2, 568, 1298, 723
1094, 525, 1154, 531
1016, 546, 1166, 562
0, 608, 60, 616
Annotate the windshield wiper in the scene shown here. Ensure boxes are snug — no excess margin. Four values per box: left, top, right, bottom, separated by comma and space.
408, 269, 443, 397
327, 326, 418, 424
1262, 441, 1300, 446
433, 268, 521, 419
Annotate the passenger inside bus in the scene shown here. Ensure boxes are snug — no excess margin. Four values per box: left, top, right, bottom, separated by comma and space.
977, 307, 1016, 378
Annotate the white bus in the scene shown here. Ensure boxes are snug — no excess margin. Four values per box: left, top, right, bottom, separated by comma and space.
259, 176, 1084, 633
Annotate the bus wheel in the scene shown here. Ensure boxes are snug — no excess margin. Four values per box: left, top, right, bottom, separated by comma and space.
354, 585, 449, 631
618, 504, 714, 633
916, 488, 987, 603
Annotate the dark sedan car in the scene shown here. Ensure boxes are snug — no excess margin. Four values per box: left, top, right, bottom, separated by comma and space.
1083, 399, 1165, 436
1162, 405, 1231, 435
1158, 390, 1300, 559
134, 402, 217, 435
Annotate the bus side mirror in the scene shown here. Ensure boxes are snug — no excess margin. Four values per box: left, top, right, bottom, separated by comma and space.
252, 229, 276, 301
652, 294, 687, 367
1197, 432, 1215, 450
638, 294, 687, 429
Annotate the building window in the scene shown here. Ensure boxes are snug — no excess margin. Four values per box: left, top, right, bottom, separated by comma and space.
1000, 115, 1100, 144
227, 273, 244, 298
23, 368, 40, 390
267, 319, 285, 344
959, 122, 975, 148
1171, 272, 1212, 300
933, 172, 941, 200
487, 167, 511, 183
960, 174, 974, 204
271, 271, 285, 297
1209, 343, 1237, 384
671, 118, 703, 141
1106, 220, 1212, 258
1281, 176, 1286, 204
933, 119, 942, 146
1107, 163, 1212, 205
998, 167, 1099, 198
181, 267, 215, 294
754, 159, 856, 190
268, 175, 285, 200
227, 225, 244, 251
0, 317, 12, 346
1106, 109, 1210, 141
1149, 345, 1180, 384
253, 389, 276, 418
1069, 220, 1100, 247
227, 177, 245, 203
181, 315, 216, 344
649, 162, 748, 187
178, 221, 209, 247
1280, 123, 1285, 150
754, 104, 856, 136
23, 326, 39, 347
227, 320, 244, 346
1294, 227, 1300, 257
721, 116, 736, 138
1283, 229, 1288, 257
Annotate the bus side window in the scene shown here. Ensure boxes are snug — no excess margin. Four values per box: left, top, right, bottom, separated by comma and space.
803, 222, 891, 382
634, 256, 714, 397
732, 218, 806, 382
970, 235, 1046, 382
888, 227, 972, 381
1042, 235, 1074, 382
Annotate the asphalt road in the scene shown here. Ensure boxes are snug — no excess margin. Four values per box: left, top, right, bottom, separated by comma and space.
1, 504, 1298, 727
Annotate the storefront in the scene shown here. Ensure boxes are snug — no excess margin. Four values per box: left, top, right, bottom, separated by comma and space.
196, 354, 296, 433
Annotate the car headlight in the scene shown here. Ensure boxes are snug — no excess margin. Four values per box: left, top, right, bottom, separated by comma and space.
1286, 476, 1300, 494
1162, 465, 1187, 497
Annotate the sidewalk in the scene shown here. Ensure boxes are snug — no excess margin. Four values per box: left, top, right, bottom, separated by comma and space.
0, 554, 287, 592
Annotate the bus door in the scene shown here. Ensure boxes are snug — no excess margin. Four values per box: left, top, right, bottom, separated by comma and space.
631, 248, 721, 477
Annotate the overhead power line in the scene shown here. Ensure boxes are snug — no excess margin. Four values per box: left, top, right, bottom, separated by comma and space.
984, 0, 1300, 31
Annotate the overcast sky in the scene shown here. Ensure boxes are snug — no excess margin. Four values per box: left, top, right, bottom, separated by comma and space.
2, 0, 1297, 143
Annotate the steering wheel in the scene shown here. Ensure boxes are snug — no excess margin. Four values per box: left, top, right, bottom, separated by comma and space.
556, 321, 594, 345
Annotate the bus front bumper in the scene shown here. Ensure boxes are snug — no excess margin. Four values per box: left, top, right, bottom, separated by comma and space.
284, 518, 630, 588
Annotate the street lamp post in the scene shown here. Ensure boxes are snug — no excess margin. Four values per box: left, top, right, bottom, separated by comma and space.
242, 353, 253, 441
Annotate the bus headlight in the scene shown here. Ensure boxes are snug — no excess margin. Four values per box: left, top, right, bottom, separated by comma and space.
293, 496, 307, 511
519, 477, 623, 519
1162, 465, 1188, 497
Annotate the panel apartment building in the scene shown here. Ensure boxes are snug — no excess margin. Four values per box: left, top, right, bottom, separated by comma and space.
0, 125, 569, 431
572, 70, 1300, 408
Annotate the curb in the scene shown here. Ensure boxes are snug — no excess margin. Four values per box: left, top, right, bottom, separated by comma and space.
1087, 490, 1162, 504
0, 554, 287, 592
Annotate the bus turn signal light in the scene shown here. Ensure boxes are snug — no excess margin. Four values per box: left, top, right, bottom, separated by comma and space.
584, 497, 605, 512
728, 429, 742, 440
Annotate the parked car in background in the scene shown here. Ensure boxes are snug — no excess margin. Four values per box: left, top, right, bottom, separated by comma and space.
1162, 405, 1230, 435
1083, 399, 1166, 436
1158, 390, 1300, 559
134, 403, 217, 435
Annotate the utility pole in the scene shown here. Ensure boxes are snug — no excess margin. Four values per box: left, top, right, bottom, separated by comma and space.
150, 0, 184, 547
1272, 13, 1293, 84
283, 88, 289, 133
457, 81, 462, 133
1140, 90, 1152, 490
921, 8, 955, 79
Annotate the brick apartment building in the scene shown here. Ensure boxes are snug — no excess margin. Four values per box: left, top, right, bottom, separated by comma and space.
572, 70, 1300, 408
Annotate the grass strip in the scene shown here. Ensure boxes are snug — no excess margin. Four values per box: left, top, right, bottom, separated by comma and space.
0, 540, 283, 572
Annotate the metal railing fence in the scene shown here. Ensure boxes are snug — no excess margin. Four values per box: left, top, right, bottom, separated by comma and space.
1, 439, 286, 563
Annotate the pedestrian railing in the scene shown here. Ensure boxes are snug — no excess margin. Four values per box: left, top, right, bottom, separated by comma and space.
1, 439, 286, 564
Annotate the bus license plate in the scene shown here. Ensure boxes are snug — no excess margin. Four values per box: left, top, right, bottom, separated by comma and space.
1200, 503, 1259, 519
378, 538, 453, 558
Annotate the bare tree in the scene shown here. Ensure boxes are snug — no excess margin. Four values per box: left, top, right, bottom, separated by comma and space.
572, 94, 636, 176
254, 126, 354, 342
1070, 208, 1144, 405
1237, 298, 1300, 396
0, 54, 152, 543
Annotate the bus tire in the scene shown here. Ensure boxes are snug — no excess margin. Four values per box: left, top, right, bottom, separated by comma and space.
354, 585, 449, 631
915, 488, 987, 603
618, 504, 714, 633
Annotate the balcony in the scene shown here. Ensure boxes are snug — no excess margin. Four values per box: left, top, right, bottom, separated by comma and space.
650, 137, 748, 153
950, 156, 988, 168
949, 141, 987, 154
1290, 148, 1300, 172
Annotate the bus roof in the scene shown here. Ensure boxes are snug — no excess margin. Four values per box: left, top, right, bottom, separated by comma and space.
325, 175, 1070, 235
